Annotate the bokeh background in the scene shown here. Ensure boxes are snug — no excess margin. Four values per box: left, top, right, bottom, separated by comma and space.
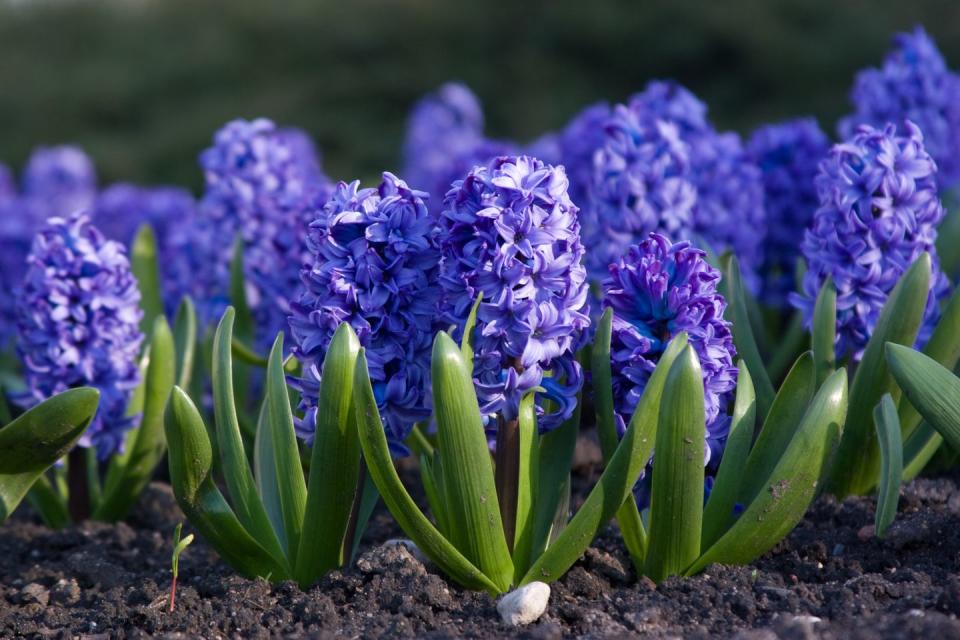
1, 0, 959, 188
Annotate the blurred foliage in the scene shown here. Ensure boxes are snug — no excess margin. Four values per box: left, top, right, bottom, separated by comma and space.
0, 0, 959, 190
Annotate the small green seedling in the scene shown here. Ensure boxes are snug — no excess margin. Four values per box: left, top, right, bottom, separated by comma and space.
170, 522, 195, 612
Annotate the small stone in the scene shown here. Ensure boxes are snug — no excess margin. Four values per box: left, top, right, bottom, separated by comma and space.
497, 582, 551, 626
20, 583, 49, 606
383, 538, 429, 565
857, 524, 875, 540
50, 578, 81, 606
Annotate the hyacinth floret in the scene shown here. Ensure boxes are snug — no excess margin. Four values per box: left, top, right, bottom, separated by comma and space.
791, 121, 949, 360
438, 155, 590, 431
16, 213, 143, 459
290, 173, 440, 451
748, 118, 831, 308
22, 145, 97, 218
603, 233, 737, 464
840, 26, 960, 187
199, 118, 332, 349
555, 101, 611, 209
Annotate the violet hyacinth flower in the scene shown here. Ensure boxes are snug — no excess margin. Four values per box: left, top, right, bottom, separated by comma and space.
22, 145, 97, 218
438, 155, 590, 431
840, 27, 960, 188
553, 102, 612, 210
791, 122, 949, 361
603, 233, 737, 465
289, 173, 441, 451
747, 118, 831, 308
16, 213, 143, 459
199, 118, 332, 348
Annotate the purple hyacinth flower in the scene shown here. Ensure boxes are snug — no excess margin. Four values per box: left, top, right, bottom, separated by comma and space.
198, 118, 333, 348
603, 233, 737, 466
840, 27, 960, 188
791, 121, 949, 361
438, 155, 590, 431
747, 118, 831, 308
22, 145, 97, 218
16, 213, 143, 459
554, 101, 612, 210
289, 173, 441, 452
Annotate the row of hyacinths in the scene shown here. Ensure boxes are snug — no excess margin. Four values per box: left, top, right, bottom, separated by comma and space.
1, 26, 957, 490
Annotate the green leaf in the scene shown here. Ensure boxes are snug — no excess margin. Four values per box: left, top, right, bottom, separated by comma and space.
94, 316, 176, 522
737, 352, 815, 508
530, 395, 579, 562
830, 254, 931, 497
590, 308, 646, 567
886, 343, 960, 453
164, 387, 287, 580
511, 391, 540, 580
688, 368, 848, 574
348, 470, 380, 562
229, 234, 254, 346
26, 475, 71, 529
432, 332, 513, 593
644, 346, 705, 583
173, 297, 197, 389
259, 333, 308, 566
0, 387, 99, 522
420, 451, 450, 536
902, 422, 943, 481
720, 255, 775, 419
460, 293, 483, 368
211, 308, 286, 566
767, 312, 806, 383
130, 224, 165, 339
353, 349, 501, 594
812, 277, 837, 388
873, 394, 902, 538
701, 361, 756, 550
521, 334, 689, 585
295, 323, 363, 587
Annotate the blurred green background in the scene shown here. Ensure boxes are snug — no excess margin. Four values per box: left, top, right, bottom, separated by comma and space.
1, 0, 959, 190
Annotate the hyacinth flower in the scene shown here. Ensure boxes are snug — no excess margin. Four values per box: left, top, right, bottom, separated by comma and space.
586, 233, 849, 582
747, 118, 830, 311
197, 118, 332, 351
788, 121, 960, 497
14, 213, 189, 525
402, 82, 518, 211
289, 173, 441, 452
839, 27, 960, 189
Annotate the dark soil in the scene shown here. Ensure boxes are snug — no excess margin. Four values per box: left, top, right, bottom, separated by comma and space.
1, 470, 959, 639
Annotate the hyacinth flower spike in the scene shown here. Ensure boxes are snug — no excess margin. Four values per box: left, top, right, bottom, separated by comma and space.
15, 214, 192, 525
590, 234, 850, 582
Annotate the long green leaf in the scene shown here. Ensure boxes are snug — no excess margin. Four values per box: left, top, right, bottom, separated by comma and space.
812, 277, 837, 387
701, 361, 756, 550
886, 343, 960, 452
591, 308, 647, 567
830, 254, 931, 496
873, 394, 902, 538
521, 334, 689, 585
645, 346, 705, 583
511, 391, 539, 581
353, 349, 501, 594
261, 333, 308, 567
721, 255, 775, 419
688, 368, 848, 574
902, 422, 942, 481
432, 332, 513, 592
295, 323, 362, 587
164, 387, 287, 579
530, 395, 579, 561
737, 352, 815, 507
211, 308, 286, 564
173, 296, 197, 389
94, 316, 176, 521
130, 224, 164, 338
26, 474, 70, 529
0, 388, 99, 522
460, 293, 483, 368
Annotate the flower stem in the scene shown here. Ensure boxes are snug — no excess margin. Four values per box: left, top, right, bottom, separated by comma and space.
67, 447, 91, 522
495, 416, 519, 552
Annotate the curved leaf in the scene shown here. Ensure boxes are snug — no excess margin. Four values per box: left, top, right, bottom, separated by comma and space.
173, 297, 197, 389
354, 349, 501, 594
886, 343, 960, 452
131, 224, 164, 338
873, 394, 902, 538
812, 277, 836, 387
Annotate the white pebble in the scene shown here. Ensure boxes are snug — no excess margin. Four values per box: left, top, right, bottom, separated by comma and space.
384, 538, 429, 564
497, 582, 551, 626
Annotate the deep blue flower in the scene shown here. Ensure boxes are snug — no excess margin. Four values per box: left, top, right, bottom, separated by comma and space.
16, 213, 143, 459
840, 27, 960, 188
290, 173, 441, 451
22, 145, 97, 218
747, 118, 831, 308
438, 155, 590, 431
603, 233, 737, 465
199, 118, 332, 348
554, 102, 612, 210
791, 122, 949, 360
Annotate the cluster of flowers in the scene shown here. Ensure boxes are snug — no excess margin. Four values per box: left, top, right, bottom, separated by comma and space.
2, 24, 957, 502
